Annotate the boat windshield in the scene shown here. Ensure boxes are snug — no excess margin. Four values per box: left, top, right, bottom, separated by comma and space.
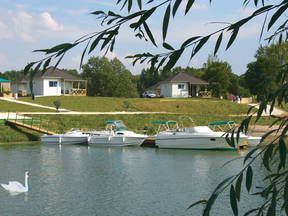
105, 121, 127, 131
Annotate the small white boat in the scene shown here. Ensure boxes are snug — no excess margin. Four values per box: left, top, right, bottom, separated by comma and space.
88, 121, 148, 146
41, 130, 90, 145
153, 121, 261, 150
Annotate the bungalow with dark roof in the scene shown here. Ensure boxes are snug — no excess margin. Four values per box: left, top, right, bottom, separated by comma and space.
11, 67, 87, 97
148, 72, 209, 98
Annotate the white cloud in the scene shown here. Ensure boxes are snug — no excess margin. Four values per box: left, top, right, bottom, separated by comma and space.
40, 12, 63, 31
0, 20, 14, 40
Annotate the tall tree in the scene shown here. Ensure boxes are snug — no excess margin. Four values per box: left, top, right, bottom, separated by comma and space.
82, 56, 138, 97
203, 56, 233, 97
244, 42, 288, 100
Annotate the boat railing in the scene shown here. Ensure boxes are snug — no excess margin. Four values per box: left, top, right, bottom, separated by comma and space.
151, 120, 179, 133
208, 121, 236, 132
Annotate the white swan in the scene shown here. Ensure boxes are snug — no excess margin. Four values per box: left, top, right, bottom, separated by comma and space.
1, 171, 30, 193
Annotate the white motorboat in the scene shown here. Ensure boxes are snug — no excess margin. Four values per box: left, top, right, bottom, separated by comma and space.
88, 121, 148, 146
153, 121, 261, 150
41, 130, 90, 145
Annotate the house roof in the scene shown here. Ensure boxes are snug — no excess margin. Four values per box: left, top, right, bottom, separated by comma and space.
0, 78, 10, 83
147, 72, 208, 90
162, 72, 208, 85
12, 67, 85, 83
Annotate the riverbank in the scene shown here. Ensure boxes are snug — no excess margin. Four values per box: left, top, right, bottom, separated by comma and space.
0, 96, 284, 143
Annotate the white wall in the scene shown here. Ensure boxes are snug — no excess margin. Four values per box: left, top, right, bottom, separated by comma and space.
11, 83, 29, 94
43, 79, 61, 96
160, 82, 189, 98
33, 79, 44, 96
160, 83, 173, 97
172, 83, 188, 98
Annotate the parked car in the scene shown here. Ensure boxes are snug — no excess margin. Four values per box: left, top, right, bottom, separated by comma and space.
142, 90, 157, 98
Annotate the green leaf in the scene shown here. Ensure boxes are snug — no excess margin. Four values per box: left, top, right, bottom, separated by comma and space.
235, 173, 243, 201
172, 0, 182, 17
187, 200, 207, 209
80, 40, 90, 68
203, 193, 218, 216
163, 42, 174, 50
243, 208, 260, 216
89, 33, 105, 54
185, 0, 195, 15
279, 138, 287, 170
214, 32, 223, 55
263, 144, 274, 171
24, 62, 36, 75
42, 58, 51, 73
101, 31, 116, 51
226, 27, 239, 50
128, 0, 132, 12
162, 4, 171, 41
230, 185, 238, 216
191, 35, 210, 59
137, 0, 142, 9
268, 2, 288, 30
266, 186, 277, 216
90, 10, 105, 15
244, 145, 260, 164
181, 36, 201, 48
163, 49, 184, 72
283, 176, 288, 214
138, 7, 156, 27
143, 22, 157, 47
246, 166, 253, 192
49, 43, 75, 53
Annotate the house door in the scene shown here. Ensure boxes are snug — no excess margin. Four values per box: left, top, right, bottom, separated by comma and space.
190, 85, 197, 97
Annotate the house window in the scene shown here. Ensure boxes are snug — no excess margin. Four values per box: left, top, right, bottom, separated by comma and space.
178, 84, 185, 89
49, 81, 58, 87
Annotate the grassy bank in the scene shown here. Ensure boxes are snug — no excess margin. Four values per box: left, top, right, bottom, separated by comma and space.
0, 125, 41, 143
20, 96, 251, 115
0, 100, 53, 112
28, 114, 276, 135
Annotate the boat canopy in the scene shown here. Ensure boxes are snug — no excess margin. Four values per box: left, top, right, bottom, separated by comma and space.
105, 120, 122, 124
209, 121, 235, 126
151, 121, 177, 124
208, 121, 235, 131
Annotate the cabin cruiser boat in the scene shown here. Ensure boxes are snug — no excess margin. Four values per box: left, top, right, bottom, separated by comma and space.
88, 121, 148, 146
41, 129, 90, 145
153, 121, 261, 150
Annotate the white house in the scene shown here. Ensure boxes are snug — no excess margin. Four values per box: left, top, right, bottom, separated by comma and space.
11, 67, 87, 97
148, 72, 209, 98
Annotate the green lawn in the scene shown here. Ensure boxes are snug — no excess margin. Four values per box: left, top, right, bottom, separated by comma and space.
20, 96, 251, 115
0, 100, 53, 112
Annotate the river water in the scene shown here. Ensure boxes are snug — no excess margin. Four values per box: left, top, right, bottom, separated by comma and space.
0, 144, 264, 216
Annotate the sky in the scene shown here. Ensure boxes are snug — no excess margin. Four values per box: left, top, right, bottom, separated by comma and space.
0, 0, 269, 75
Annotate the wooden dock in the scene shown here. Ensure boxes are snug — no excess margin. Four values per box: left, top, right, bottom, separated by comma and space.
5, 120, 55, 135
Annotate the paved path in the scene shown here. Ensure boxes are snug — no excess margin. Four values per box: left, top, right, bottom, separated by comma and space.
0, 97, 70, 112
249, 104, 286, 116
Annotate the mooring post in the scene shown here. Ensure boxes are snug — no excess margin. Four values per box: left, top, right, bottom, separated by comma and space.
30, 118, 34, 128
39, 117, 42, 130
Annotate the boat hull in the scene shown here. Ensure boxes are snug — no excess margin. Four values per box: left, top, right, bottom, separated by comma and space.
88, 135, 146, 146
155, 135, 248, 150
41, 135, 89, 145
